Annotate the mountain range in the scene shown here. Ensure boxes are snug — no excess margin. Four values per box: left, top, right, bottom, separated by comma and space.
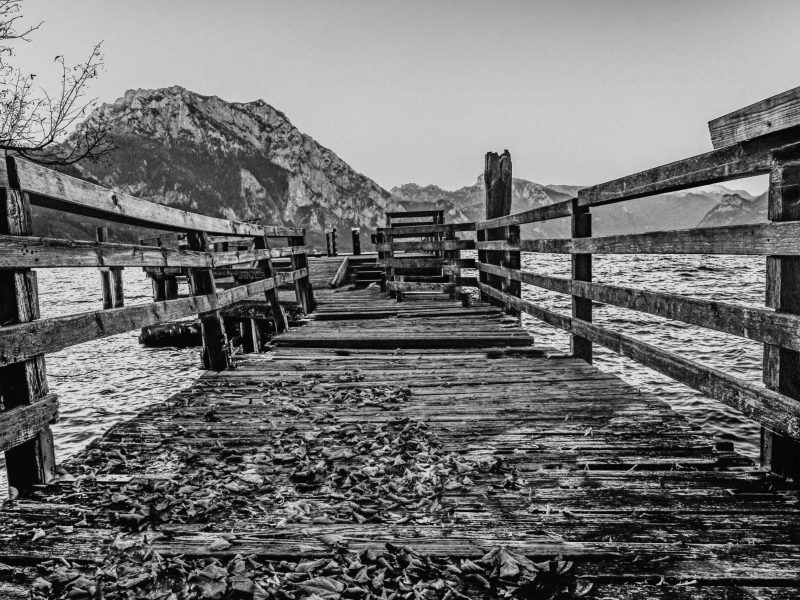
35, 86, 767, 247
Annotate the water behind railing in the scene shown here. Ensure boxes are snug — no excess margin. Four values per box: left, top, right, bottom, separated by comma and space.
524, 253, 763, 458
0, 268, 202, 496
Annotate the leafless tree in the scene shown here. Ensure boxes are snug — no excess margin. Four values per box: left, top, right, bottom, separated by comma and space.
0, 0, 110, 165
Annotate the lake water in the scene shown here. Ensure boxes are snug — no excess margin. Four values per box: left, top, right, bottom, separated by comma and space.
0, 255, 767, 496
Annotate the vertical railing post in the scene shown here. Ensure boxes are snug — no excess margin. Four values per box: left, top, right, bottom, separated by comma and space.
0, 155, 56, 493
570, 198, 592, 362
331, 228, 338, 257
326, 231, 333, 257
502, 224, 521, 318
96, 227, 124, 307
97, 227, 114, 308
482, 150, 513, 307
289, 231, 313, 314
351, 228, 361, 255
376, 230, 388, 292
186, 231, 229, 371
762, 149, 800, 478
253, 234, 288, 334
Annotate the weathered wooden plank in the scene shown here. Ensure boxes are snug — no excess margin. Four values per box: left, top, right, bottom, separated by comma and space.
13, 157, 301, 237
386, 281, 454, 292
479, 221, 800, 255
378, 257, 476, 269
330, 256, 350, 288
0, 270, 304, 366
578, 125, 800, 207
709, 86, 800, 149
477, 262, 800, 351
378, 223, 476, 237
0, 394, 58, 453
476, 198, 574, 230
571, 198, 592, 361
385, 210, 445, 219
375, 240, 476, 252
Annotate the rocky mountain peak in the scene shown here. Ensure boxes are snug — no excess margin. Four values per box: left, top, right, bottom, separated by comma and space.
63, 86, 398, 244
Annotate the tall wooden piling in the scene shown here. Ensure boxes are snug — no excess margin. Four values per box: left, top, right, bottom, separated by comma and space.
351, 228, 361, 255
253, 235, 288, 334
478, 150, 517, 314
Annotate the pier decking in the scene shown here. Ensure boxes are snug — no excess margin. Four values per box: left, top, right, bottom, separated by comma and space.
1, 257, 799, 598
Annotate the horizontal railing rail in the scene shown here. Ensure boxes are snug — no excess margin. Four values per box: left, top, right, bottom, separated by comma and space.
0, 155, 314, 495
472, 86, 800, 480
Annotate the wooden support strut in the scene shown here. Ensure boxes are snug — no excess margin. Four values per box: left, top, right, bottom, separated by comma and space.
186, 231, 229, 371
762, 150, 800, 478
571, 198, 592, 362
0, 155, 56, 494
253, 235, 288, 334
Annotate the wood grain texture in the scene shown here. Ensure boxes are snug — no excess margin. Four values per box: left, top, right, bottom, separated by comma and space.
709, 86, 800, 148
577, 125, 800, 207
476, 198, 574, 230
0, 270, 305, 366
0, 394, 58, 453
375, 240, 476, 252
13, 157, 302, 237
478, 221, 800, 255
477, 262, 800, 351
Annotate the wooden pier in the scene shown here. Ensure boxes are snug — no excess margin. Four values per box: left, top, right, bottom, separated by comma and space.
3, 87, 800, 598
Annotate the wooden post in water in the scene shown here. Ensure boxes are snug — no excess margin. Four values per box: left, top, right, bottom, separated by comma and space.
331, 228, 338, 257
762, 148, 800, 478
571, 198, 592, 362
186, 231, 229, 371
0, 156, 56, 493
351, 228, 361, 255
97, 227, 114, 308
326, 232, 333, 257
253, 234, 288, 334
479, 150, 515, 309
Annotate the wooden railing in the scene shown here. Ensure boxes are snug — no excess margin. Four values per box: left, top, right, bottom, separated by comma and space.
473, 87, 800, 480
375, 210, 478, 301
0, 155, 314, 494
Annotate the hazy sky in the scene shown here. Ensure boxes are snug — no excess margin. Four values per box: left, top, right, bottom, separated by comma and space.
13, 0, 800, 195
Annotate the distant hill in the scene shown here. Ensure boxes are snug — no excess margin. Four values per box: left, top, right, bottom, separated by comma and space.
391, 177, 765, 237
45, 86, 400, 246
697, 192, 767, 228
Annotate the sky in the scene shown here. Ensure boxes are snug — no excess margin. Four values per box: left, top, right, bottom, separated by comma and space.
11, 0, 800, 196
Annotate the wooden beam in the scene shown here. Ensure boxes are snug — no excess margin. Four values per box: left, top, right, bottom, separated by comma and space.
709, 86, 800, 149
0, 395, 58, 454
330, 256, 350, 288
95, 227, 113, 309
478, 262, 800, 351
378, 223, 476, 237
577, 125, 800, 207
376, 240, 476, 252
479, 221, 800, 255
476, 199, 574, 230
12, 157, 302, 237
378, 257, 476, 269
479, 282, 800, 441
0, 270, 304, 366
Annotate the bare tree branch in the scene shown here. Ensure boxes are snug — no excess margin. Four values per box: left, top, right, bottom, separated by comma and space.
0, 0, 111, 165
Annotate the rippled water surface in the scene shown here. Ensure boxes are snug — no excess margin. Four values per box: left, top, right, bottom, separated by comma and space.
515, 253, 765, 459
1, 255, 767, 496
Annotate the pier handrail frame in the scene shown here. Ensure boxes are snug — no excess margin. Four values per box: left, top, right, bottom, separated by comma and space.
0, 155, 314, 493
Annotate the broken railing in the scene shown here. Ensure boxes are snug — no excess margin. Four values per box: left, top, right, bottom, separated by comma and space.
0, 156, 313, 494
475, 86, 800, 479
